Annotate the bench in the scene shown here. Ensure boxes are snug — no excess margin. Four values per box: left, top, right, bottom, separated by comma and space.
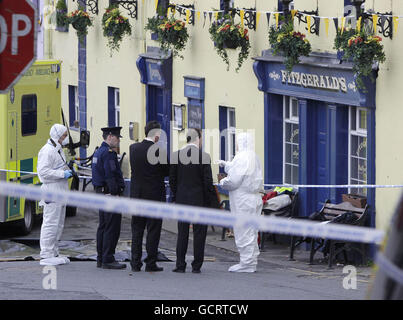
259, 191, 299, 250
290, 200, 369, 268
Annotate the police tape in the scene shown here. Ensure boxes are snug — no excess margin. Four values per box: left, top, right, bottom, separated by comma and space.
0, 181, 385, 245
375, 253, 403, 285
2, 169, 403, 189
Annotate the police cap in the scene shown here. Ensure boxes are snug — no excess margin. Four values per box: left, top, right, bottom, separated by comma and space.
101, 126, 123, 138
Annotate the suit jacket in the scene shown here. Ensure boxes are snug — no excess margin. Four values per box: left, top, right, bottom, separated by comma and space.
130, 139, 169, 201
169, 145, 219, 209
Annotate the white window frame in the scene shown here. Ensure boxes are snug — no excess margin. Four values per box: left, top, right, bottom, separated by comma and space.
348, 106, 368, 195
283, 96, 299, 185
114, 88, 120, 127
226, 107, 236, 162
74, 86, 80, 125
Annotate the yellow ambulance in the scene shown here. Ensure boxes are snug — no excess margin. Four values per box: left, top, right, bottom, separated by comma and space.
0, 60, 84, 235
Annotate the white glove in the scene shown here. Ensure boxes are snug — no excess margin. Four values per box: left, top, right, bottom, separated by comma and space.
215, 160, 227, 167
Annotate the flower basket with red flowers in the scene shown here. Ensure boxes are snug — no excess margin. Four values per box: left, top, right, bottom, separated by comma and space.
269, 20, 311, 73
334, 27, 386, 91
145, 15, 189, 59
67, 7, 93, 44
209, 15, 251, 72
102, 5, 132, 55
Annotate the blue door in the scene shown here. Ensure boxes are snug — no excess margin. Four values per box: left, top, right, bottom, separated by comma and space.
147, 86, 170, 151
316, 104, 330, 210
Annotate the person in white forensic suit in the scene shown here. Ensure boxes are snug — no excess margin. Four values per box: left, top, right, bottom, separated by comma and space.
217, 132, 263, 273
37, 124, 73, 266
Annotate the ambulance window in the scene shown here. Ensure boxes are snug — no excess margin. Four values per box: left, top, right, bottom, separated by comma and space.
21, 95, 37, 136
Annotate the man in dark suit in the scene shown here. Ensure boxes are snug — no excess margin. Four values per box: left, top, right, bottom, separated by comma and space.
129, 121, 169, 272
169, 128, 219, 273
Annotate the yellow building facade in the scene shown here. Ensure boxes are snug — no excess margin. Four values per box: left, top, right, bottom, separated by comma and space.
46, 0, 403, 232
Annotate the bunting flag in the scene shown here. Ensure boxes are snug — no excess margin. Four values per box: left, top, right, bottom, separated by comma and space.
275, 12, 279, 28
373, 14, 379, 33
333, 17, 338, 32
307, 15, 312, 33
357, 16, 362, 32
393, 16, 399, 34
186, 9, 190, 24
324, 17, 329, 36
240, 10, 245, 28
266, 12, 271, 27
341, 17, 346, 33
143, 2, 403, 38
256, 11, 261, 30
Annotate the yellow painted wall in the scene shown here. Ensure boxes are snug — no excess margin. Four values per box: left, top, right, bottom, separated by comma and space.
49, 0, 403, 230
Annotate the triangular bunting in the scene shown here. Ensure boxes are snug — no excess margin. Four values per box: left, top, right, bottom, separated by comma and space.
203, 12, 207, 28
307, 15, 312, 33
291, 10, 298, 20
324, 18, 329, 36
197, 11, 200, 21
256, 11, 261, 30
393, 16, 399, 34
357, 16, 362, 32
333, 17, 339, 32
341, 17, 346, 33
186, 9, 190, 24
275, 13, 279, 28
373, 15, 379, 33
208, 12, 213, 25
266, 12, 271, 26
240, 10, 245, 28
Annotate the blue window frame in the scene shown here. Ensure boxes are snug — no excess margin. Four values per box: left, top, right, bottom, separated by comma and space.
108, 87, 120, 127
68, 85, 79, 128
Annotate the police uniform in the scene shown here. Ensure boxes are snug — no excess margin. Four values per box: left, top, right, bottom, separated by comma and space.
92, 127, 126, 269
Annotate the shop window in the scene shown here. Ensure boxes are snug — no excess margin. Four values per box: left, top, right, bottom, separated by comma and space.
219, 106, 236, 165
283, 96, 299, 184
349, 107, 367, 196
21, 95, 37, 136
108, 87, 120, 127
68, 85, 79, 128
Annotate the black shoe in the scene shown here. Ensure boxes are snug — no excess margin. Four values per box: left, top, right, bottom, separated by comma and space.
97, 261, 102, 268
172, 268, 185, 273
145, 265, 163, 272
131, 266, 141, 272
102, 262, 127, 270
192, 269, 201, 274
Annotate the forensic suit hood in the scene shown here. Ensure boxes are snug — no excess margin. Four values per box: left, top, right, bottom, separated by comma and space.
219, 132, 263, 272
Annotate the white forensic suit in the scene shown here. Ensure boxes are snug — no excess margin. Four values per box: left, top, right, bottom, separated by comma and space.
219, 133, 263, 272
37, 124, 71, 266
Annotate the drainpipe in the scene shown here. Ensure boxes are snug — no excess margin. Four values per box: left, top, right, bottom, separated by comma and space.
43, 0, 53, 59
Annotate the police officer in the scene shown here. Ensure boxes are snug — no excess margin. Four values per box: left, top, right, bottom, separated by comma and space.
92, 127, 126, 270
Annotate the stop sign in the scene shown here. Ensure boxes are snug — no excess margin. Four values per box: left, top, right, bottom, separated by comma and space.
0, 0, 37, 93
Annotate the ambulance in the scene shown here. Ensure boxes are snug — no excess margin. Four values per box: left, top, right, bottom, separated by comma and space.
0, 60, 88, 235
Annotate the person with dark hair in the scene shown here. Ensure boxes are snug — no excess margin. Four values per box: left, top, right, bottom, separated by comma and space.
169, 128, 220, 273
92, 126, 126, 270
129, 121, 169, 272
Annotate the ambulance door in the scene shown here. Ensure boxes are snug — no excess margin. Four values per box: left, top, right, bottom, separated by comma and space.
7, 111, 20, 219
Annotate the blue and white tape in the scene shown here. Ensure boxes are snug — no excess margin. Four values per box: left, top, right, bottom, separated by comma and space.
0, 180, 385, 245
375, 253, 403, 285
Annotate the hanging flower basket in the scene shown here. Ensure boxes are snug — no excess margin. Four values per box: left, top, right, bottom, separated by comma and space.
334, 27, 386, 92
209, 15, 251, 72
145, 15, 189, 59
268, 20, 311, 73
56, 0, 69, 31
67, 8, 93, 44
102, 6, 132, 55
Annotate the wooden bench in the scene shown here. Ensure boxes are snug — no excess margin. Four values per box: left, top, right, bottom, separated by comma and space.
290, 200, 369, 268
